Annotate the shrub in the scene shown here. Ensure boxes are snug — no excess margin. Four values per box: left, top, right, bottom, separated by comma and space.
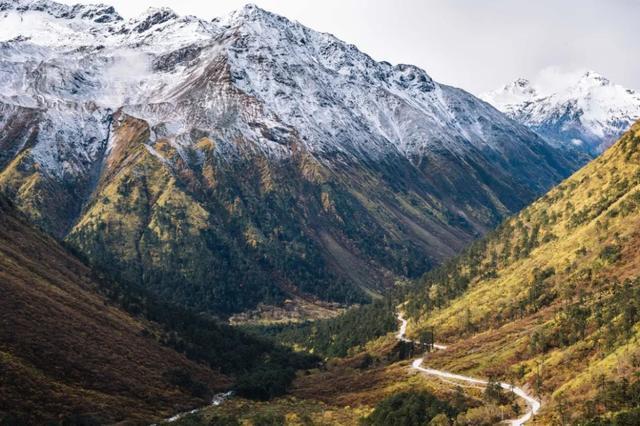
207, 414, 241, 426
362, 391, 457, 426
234, 365, 295, 400
250, 412, 285, 426
163, 368, 208, 398
599, 245, 622, 263
612, 407, 640, 425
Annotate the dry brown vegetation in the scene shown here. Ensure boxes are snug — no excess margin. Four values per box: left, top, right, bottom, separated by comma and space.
191, 335, 494, 425
0, 197, 230, 424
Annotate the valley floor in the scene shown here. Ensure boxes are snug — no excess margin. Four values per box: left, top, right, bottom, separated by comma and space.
166, 313, 539, 425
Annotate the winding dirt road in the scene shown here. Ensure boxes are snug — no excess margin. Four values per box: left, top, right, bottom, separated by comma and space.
396, 312, 541, 425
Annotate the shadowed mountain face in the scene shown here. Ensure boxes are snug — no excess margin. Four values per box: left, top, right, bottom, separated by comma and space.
0, 195, 230, 423
0, 1, 583, 314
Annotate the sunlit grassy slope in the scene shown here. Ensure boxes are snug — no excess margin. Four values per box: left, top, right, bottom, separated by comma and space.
405, 121, 640, 424
170, 334, 511, 426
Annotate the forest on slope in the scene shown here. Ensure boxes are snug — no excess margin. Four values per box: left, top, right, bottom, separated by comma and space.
0, 2, 584, 318
0, 196, 317, 424
244, 300, 398, 358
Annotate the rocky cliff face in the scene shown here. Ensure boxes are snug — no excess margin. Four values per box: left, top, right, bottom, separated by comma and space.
0, 1, 581, 314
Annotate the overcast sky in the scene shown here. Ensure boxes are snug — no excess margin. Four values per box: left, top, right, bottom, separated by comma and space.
58, 0, 640, 95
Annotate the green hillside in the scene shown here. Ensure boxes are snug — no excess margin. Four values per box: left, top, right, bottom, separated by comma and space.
402, 121, 640, 424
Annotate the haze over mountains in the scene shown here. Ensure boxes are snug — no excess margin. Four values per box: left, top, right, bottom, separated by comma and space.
483, 71, 640, 155
0, 1, 582, 315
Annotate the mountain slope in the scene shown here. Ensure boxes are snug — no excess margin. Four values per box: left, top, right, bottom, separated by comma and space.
0, 193, 319, 423
403, 121, 640, 424
0, 196, 230, 424
482, 72, 640, 155
0, 1, 582, 315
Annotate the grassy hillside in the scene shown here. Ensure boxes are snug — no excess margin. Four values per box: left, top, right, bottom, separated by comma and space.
403, 121, 640, 424
166, 333, 486, 426
0, 196, 317, 424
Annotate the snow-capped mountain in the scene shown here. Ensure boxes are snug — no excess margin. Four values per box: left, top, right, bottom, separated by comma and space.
0, 1, 582, 314
0, 2, 573, 165
482, 71, 640, 155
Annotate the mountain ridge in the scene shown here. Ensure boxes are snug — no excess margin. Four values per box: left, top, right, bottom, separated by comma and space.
0, 1, 583, 315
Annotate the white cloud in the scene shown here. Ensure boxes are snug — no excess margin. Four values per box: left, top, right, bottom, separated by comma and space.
96, 49, 153, 107
534, 67, 589, 97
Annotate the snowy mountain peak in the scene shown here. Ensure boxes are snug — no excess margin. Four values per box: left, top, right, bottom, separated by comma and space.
513, 77, 532, 88
69, 3, 121, 23
482, 70, 640, 154
130, 7, 178, 33
0, 1, 577, 175
236, 3, 269, 17
484, 77, 538, 108
503, 78, 535, 94
0, 0, 122, 22
220, 3, 283, 27
0, 3, 582, 307
579, 70, 610, 86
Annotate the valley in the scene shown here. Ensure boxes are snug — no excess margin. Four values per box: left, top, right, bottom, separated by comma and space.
0, 1, 639, 425
166, 306, 542, 425
0, 194, 318, 424
206, 121, 640, 425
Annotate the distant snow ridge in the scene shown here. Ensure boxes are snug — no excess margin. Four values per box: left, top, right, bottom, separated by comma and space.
482, 71, 640, 155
